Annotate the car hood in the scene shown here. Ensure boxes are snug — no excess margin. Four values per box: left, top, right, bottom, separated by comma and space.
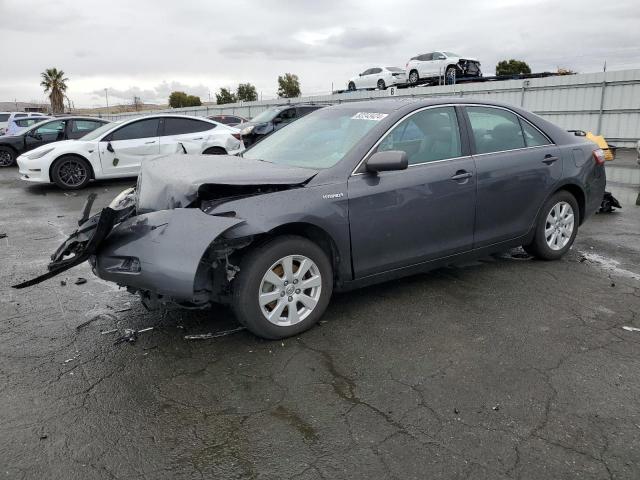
136, 154, 319, 213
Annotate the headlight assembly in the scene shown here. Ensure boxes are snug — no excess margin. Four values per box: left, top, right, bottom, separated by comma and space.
26, 147, 55, 159
108, 187, 136, 210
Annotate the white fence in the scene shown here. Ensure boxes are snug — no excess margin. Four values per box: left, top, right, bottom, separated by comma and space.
101, 69, 640, 147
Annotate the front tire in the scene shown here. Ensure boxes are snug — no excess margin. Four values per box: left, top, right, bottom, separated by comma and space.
51, 156, 91, 190
232, 235, 333, 339
0, 146, 16, 167
409, 70, 419, 85
348, 82, 356, 91
377, 79, 386, 90
524, 191, 579, 260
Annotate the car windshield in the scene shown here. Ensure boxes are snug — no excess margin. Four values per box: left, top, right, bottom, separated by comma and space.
250, 108, 283, 124
443, 52, 460, 57
386, 67, 404, 72
79, 120, 116, 140
243, 107, 384, 169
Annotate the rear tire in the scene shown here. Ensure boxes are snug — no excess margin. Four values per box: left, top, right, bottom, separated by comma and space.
0, 146, 16, 167
409, 70, 419, 85
51, 156, 92, 190
523, 191, 579, 260
231, 235, 333, 339
377, 79, 386, 90
348, 82, 356, 91
445, 66, 457, 84
203, 147, 227, 155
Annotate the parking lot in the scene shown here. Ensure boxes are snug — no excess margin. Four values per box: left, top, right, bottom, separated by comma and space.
1, 157, 639, 479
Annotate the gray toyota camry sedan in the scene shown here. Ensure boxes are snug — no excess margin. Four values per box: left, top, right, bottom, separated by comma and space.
16, 98, 606, 339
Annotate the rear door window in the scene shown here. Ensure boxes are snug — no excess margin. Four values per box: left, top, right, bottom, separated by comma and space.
110, 118, 160, 141
418, 53, 433, 61
466, 106, 526, 154
0, 114, 10, 122
163, 118, 213, 136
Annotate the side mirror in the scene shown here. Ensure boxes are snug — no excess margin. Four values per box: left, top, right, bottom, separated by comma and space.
106, 141, 115, 153
272, 117, 282, 124
366, 150, 408, 173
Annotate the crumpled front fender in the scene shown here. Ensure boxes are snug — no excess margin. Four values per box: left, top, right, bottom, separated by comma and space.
95, 208, 242, 301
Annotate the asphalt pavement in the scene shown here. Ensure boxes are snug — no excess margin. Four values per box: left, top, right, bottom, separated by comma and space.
1, 165, 639, 480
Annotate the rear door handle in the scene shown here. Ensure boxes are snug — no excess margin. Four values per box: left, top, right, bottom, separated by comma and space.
451, 170, 473, 181
542, 155, 558, 165
191, 137, 203, 140
144, 140, 156, 144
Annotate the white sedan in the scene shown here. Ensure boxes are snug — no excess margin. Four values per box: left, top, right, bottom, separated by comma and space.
17, 114, 244, 190
347, 67, 407, 91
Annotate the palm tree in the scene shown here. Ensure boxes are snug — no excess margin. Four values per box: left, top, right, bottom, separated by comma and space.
40, 68, 68, 114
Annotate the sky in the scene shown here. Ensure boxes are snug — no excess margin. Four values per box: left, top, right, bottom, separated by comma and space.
1, 0, 639, 108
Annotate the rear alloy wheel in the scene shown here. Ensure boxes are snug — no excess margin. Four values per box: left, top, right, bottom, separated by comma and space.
0, 146, 16, 167
524, 191, 579, 260
51, 156, 91, 190
348, 82, 356, 91
232, 235, 333, 339
377, 79, 386, 90
203, 147, 227, 155
409, 70, 419, 85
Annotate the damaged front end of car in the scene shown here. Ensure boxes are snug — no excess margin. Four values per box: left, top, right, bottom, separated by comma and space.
14, 154, 318, 310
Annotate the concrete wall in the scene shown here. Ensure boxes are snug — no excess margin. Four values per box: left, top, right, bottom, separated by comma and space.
101, 69, 640, 147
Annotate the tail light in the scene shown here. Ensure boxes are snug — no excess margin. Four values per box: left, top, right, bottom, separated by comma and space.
593, 148, 605, 165
231, 133, 241, 141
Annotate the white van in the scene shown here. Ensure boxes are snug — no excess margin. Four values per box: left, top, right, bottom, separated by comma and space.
0, 112, 47, 135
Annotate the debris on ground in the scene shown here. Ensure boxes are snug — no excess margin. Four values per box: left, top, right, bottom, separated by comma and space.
454, 408, 460, 414
76, 312, 117, 331
60, 280, 67, 286
114, 327, 154, 345
100, 329, 118, 335
0, 233, 7, 239
39, 434, 48, 440
184, 326, 245, 341
75, 277, 87, 285
63, 353, 80, 363
492, 404, 500, 411
611, 282, 616, 287
622, 326, 640, 332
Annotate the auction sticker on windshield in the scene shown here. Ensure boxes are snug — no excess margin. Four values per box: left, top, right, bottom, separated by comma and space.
351, 112, 388, 121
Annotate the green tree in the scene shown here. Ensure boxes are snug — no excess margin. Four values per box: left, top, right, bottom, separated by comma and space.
169, 91, 201, 108
236, 83, 257, 102
277, 73, 300, 98
40, 67, 68, 114
495, 59, 532, 76
215, 88, 237, 105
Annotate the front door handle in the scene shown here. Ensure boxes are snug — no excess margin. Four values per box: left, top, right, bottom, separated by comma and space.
144, 140, 156, 144
191, 137, 203, 140
542, 155, 558, 165
451, 170, 473, 181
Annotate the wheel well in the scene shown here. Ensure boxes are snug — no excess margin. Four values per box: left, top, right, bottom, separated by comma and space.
49, 154, 95, 181
555, 184, 586, 224
446, 64, 459, 72
267, 223, 340, 280
203, 146, 227, 154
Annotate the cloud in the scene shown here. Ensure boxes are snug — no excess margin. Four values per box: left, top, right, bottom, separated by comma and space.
91, 81, 210, 104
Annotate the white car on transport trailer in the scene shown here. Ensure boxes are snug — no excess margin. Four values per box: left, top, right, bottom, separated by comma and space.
347, 66, 407, 91
17, 114, 244, 190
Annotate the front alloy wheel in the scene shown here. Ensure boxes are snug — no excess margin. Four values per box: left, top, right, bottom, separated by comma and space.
232, 235, 333, 339
259, 255, 322, 326
409, 71, 419, 84
52, 156, 91, 190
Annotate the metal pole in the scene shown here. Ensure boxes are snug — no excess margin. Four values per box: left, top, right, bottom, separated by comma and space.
104, 88, 109, 112
597, 77, 607, 134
